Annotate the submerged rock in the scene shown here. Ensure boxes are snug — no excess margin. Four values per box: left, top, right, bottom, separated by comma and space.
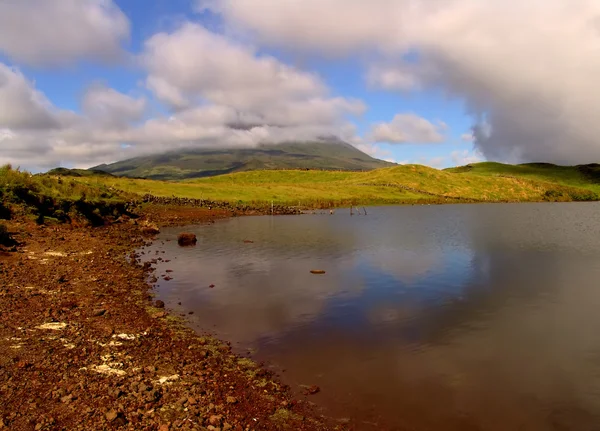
177, 232, 197, 246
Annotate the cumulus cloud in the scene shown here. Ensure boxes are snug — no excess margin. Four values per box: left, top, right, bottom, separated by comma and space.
0, 0, 130, 67
0, 64, 60, 130
143, 23, 364, 126
82, 85, 146, 128
370, 114, 445, 144
1, 19, 368, 171
206, 0, 600, 164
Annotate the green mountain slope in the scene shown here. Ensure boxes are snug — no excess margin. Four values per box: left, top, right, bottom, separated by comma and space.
92, 141, 395, 179
444, 162, 600, 193
75, 163, 599, 207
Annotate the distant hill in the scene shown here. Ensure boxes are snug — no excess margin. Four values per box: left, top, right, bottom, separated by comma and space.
444, 162, 600, 192
91, 140, 395, 180
46, 167, 115, 178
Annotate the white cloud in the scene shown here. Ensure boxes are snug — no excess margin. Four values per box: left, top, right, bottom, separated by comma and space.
82, 85, 146, 128
451, 149, 484, 166
370, 114, 445, 144
0, 0, 130, 67
0, 20, 369, 171
195, 0, 405, 55
461, 132, 474, 142
0, 64, 59, 130
206, 0, 600, 164
142, 23, 364, 125
367, 65, 421, 91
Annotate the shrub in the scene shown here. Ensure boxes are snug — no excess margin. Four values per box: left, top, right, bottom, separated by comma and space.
0, 223, 14, 247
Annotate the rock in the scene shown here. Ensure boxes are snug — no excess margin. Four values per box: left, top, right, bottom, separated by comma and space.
154, 300, 165, 309
187, 397, 197, 405
209, 415, 223, 426
226, 396, 238, 404
92, 308, 106, 317
158, 425, 170, 431
209, 284, 215, 288
153, 312, 166, 319
177, 232, 197, 246
141, 224, 160, 236
105, 410, 118, 422
307, 385, 320, 395
310, 270, 326, 275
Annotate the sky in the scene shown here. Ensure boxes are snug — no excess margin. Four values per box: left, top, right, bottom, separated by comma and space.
1, 0, 599, 172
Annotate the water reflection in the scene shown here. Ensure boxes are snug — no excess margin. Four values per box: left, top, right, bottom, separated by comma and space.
141, 203, 600, 430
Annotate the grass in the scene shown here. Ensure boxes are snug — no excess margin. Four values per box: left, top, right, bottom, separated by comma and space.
73, 163, 600, 207
0, 164, 132, 224
5, 162, 599, 219
445, 162, 600, 193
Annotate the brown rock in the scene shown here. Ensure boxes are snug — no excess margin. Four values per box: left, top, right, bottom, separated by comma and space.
226, 396, 237, 404
177, 232, 197, 246
92, 308, 106, 317
307, 385, 320, 395
105, 410, 118, 422
154, 300, 165, 309
209, 415, 223, 426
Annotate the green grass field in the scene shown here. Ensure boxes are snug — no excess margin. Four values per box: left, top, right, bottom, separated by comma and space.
71, 163, 599, 207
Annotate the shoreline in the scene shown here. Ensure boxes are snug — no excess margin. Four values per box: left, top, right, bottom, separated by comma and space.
0, 205, 347, 431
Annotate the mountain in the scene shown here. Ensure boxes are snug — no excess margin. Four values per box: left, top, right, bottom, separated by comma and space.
92, 140, 395, 180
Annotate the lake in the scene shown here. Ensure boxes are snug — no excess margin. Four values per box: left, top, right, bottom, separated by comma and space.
140, 203, 600, 430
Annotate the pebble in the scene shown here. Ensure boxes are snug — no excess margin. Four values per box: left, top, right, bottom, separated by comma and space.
105, 410, 118, 422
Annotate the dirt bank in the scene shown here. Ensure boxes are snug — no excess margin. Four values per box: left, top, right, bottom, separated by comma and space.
0, 206, 348, 431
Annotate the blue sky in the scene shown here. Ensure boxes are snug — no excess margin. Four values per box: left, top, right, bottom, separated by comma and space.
1, 1, 595, 170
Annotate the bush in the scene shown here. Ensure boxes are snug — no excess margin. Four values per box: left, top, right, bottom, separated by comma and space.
0, 223, 14, 247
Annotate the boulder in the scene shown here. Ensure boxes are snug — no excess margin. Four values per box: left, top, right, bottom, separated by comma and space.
177, 232, 197, 246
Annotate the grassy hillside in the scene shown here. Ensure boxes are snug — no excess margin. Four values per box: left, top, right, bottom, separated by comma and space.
92, 141, 394, 180
74, 164, 599, 207
0, 165, 131, 224
445, 162, 600, 193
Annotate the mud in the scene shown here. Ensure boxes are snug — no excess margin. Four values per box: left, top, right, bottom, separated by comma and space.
0, 205, 348, 431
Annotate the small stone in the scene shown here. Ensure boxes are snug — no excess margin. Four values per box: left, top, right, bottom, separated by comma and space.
209, 415, 222, 426
158, 425, 170, 431
177, 233, 197, 246
153, 312, 166, 319
154, 300, 165, 309
226, 396, 237, 404
187, 397, 197, 405
92, 309, 106, 317
307, 385, 320, 395
105, 410, 118, 422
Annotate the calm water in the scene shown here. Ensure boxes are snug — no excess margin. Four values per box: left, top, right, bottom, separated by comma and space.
140, 203, 600, 430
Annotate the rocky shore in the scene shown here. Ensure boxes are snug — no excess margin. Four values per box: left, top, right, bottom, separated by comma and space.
0, 206, 347, 431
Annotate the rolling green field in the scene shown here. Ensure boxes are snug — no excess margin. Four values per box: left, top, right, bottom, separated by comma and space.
72, 163, 600, 207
